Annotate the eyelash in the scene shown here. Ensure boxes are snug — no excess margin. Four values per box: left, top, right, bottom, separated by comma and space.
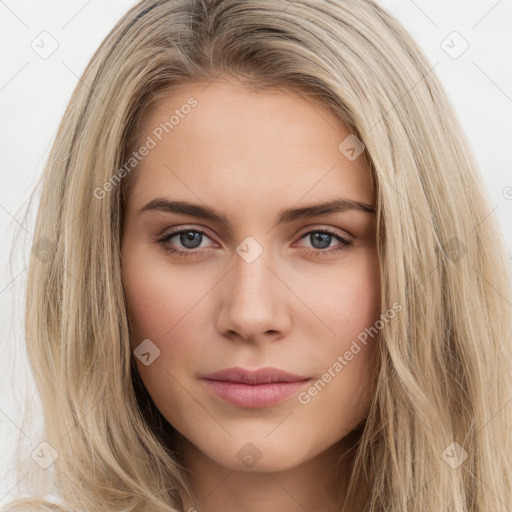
157, 227, 354, 259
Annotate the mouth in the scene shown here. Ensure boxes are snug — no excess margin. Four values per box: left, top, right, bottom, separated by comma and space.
200, 366, 313, 408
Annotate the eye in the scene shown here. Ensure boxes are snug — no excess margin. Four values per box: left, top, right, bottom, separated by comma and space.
157, 227, 216, 258
295, 228, 353, 257
157, 226, 354, 258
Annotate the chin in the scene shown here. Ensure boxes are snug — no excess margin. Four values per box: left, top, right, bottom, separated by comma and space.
202, 438, 310, 473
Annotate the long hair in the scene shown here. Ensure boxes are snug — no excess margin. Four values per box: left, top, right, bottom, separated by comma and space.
3, 0, 511, 510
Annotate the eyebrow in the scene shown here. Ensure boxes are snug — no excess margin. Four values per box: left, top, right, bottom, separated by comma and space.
138, 197, 376, 231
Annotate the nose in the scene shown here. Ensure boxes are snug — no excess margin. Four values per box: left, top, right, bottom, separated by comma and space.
215, 244, 292, 344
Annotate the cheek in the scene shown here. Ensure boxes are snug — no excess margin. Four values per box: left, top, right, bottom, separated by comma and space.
121, 248, 215, 393
295, 252, 381, 415
122, 248, 209, 343
294, 249, 381, 342
336, 260, 381, 341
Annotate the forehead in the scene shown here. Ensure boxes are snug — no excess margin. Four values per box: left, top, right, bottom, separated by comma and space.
125, 80, 374, 210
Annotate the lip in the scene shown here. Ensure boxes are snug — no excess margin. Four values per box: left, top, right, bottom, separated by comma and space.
200, 366, 313, 408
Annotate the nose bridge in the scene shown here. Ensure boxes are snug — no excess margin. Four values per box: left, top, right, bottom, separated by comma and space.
232, 237, 278, 308
216, 237, 290, 341
232, 243, 273, 302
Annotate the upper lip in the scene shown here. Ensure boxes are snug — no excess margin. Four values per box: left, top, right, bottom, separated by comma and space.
201, 366, 311, 385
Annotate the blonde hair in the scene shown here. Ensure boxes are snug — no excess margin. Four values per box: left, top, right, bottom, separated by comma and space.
3, 0, 511, 510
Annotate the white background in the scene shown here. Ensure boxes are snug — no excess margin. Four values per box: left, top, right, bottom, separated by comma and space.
1, 0, 511, 502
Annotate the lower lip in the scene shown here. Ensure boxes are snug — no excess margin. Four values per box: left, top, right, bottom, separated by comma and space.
201, 379, 312, 408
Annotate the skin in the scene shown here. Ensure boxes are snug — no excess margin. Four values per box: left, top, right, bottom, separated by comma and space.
121, 78, 381, 512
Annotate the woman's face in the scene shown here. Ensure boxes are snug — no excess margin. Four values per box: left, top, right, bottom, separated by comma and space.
121, 79, 381, 473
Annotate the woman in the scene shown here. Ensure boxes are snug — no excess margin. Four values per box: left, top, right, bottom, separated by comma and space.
4, 0, 511, 510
